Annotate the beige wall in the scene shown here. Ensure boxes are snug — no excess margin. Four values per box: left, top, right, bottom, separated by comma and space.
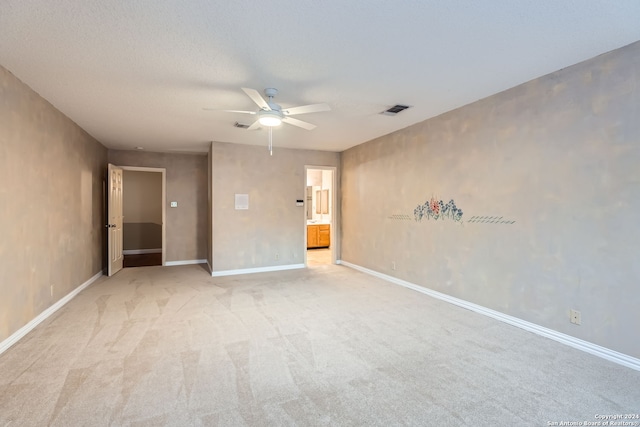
123, 170, 162, 223
0, 65, 107, 342
123, 223, 162, 251
341, 41, 640, 358
108, 150, 207, 262
212, 142, 339, 272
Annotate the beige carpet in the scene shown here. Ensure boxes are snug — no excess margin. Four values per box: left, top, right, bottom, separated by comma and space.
1, 264, 638, 426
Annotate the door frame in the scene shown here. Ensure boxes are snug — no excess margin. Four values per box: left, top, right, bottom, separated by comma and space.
120, 166, 167, 267
304, 165, 337, 266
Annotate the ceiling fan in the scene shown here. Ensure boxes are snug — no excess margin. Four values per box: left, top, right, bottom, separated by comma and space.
205, 87, 331, 154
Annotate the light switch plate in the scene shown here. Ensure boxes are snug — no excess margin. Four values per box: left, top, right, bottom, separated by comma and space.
170, 201, 178, 208
235, 194, 249, 210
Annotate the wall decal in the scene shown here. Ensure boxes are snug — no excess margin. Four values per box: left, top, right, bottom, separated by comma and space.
392, 199, 514, 225
414, 197, 464, 223
467, 216, 515, 224
387, 214, 413, 221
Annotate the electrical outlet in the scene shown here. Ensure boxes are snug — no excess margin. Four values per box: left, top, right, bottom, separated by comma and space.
275, 253, 279, 260
391, 261, 396, 271
570, 309, 581, 325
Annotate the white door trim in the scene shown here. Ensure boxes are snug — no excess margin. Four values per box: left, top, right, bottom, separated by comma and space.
120, 166, 167, 267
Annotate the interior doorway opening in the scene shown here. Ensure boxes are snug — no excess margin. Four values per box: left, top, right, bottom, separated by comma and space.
305, 166, 336, 267
121, 167, 166, 268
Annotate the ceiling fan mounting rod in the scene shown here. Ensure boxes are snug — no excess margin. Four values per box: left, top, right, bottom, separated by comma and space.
264, 88, 278, 99
263, 88, 280, 112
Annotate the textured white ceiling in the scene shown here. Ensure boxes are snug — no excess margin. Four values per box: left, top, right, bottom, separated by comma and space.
2, 1, 640, 153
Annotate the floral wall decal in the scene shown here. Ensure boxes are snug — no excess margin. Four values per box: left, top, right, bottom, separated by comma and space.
414, 197, 463, 222
396, 198, 514, 225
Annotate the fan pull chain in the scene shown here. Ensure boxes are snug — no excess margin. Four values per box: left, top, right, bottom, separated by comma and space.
268, 127, 273, 156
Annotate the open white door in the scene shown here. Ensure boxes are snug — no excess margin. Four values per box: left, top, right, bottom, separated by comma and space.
107, 164, 124, 276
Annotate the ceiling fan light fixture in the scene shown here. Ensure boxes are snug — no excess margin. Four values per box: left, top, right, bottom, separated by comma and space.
258, 110, 282, 127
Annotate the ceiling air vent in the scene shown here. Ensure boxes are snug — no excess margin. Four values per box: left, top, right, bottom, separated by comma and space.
381, 104, 410, 116
234, 121, 251, 129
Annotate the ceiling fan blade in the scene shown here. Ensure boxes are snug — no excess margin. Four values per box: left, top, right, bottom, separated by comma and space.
242, 87, 270, 110
283, 103, 331, 116
223, 109, 256, 114
202, 108, 256, 114
247, 120, 262, 130
282, 116, 316, 130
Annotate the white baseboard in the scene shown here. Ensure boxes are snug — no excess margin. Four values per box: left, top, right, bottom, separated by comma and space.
339, 260, 640, 372
165, 259, 207, 266
212, 263, 305, 277
0, 271, 103, 356
123, 248, 162, 255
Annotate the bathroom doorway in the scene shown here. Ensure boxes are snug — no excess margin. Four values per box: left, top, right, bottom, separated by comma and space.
304, 166, 336, 267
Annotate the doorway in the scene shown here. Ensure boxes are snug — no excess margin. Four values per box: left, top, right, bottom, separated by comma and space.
305, 166, 336, 267
121, 167, 166, 268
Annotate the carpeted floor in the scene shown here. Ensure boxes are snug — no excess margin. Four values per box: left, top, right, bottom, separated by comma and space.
1, 264, 638, 426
